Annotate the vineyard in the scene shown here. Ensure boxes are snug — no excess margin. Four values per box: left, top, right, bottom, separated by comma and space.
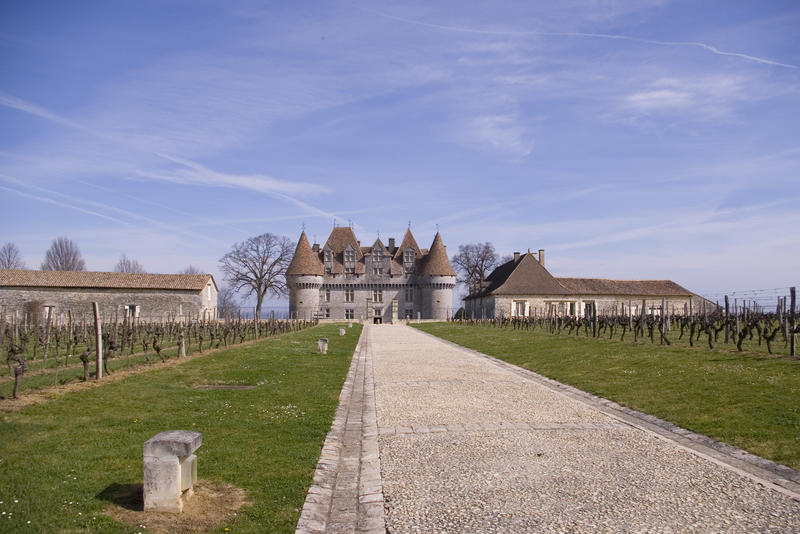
451, 288, 798, 358
1, 311, 317, 399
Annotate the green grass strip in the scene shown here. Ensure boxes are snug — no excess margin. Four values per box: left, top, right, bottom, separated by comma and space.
413, 323, 800, 471
0, 323, 361, 533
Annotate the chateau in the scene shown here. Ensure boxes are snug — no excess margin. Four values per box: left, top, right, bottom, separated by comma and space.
287, 226, 456, 322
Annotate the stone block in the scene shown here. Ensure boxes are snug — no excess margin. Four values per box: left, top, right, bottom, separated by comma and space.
339, 327, 346, 336
317, 338, 328, 354
143, 430, 202, 457
143, 430, 202, 513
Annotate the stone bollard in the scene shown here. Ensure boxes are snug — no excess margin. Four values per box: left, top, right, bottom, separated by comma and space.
339, 327, 346, 336
143, 430, 202, 513
317, 338, 328, 354
348, 322, 353, 328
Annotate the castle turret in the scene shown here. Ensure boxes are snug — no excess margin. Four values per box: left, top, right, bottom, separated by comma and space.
418, 232, 456, 320
287, 231, 324, 320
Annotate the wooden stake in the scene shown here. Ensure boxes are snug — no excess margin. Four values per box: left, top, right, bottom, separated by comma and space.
791, 287, 796, 357
93, 302, 103, 380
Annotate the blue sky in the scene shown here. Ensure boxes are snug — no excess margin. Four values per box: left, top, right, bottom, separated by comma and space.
1, 0, 798, 305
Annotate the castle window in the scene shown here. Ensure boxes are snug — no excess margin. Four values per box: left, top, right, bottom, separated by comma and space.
404, 308, 413, 319
403, 249, 415, 273
373, 289, 383, 302
405, 287, 413, 301
325, 288, 331, 302
324, 249, 332, 262
345, 288, 354, 302
325, 308, 330, 318
345, 309, 354, 319
343, 247, 355, 274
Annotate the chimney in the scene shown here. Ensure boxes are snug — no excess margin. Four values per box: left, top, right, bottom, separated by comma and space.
538, 249, 545, 267
513, 252, 520, 264
388, 237, 395, 250
312, 243, 320, 253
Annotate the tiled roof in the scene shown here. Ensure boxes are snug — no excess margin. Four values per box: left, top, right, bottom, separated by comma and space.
556, 278, 693, 297
392, 228, 421, 260
418, 233, 456, 277
467, 254, 695, 299
324, 227, 362, 257
287, 231, 324, 276
487, 253, 566, 295
0, 269, 215, 291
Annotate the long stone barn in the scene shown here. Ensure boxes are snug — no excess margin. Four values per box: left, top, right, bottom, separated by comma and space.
464, 250, 704, 320
0, 269, 218, 324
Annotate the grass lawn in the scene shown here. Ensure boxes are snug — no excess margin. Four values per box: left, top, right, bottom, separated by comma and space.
413, 323, 800, 471
0, 323, 361, 533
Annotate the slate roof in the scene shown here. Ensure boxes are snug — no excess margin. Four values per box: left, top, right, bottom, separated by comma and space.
467, 253, 694, 299
418, 232, 457, 277
0, 269, 216, 291
286, 231, 324, 276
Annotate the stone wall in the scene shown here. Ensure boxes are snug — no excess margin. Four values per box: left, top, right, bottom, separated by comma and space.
289, 273, 455, 321
468, 294, 697, 319
0, 286, 215, 322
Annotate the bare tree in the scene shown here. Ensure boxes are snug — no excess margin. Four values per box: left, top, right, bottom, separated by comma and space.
0, 242, 26, 269
217, 284, 238, 319
41, 236, 86, 271
451, 242, 500, 293
180, 265, 204, 275
114, 254, 146, 273
219, 233, 293, 320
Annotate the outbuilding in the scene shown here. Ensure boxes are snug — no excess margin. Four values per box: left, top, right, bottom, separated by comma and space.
464, 251, 700, 320
0, 269, 218, 323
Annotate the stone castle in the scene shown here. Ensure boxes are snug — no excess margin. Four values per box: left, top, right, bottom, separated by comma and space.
286, 226, 456, 322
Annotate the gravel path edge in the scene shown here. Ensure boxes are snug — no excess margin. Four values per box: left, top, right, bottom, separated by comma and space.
295, 326, 386, 534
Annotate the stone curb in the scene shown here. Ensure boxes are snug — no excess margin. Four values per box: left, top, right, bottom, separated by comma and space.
295, 326, 386, 534
414, 327, 800, 501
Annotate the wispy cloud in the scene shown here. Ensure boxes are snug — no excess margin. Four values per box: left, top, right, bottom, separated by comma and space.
623, 75, 750, 117
0, 92, 85, 130
365, 9, 798, 69
466, 114, 534, 156
0, 183, 129, 226
148, 153, 328, 196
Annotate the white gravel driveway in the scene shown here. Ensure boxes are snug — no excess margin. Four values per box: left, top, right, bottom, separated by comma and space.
371, 324, 800, 533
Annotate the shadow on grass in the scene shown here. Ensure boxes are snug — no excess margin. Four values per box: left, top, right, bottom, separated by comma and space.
97, 483, 143, 511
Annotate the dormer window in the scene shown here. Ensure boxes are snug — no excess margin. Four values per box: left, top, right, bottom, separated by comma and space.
403, 248, 415, 273
344, 247, 355, 274
324, 247, 333, 274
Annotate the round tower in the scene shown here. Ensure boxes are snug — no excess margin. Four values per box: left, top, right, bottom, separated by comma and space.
418, 232, 457, 320
286, 232, 324, 320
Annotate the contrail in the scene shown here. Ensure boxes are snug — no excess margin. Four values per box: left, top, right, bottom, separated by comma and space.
366, 9, 797, 70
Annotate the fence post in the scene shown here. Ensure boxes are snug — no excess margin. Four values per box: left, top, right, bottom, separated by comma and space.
791, 287, 796, 357
92, 302, 103, 380
724, 295, 730, 344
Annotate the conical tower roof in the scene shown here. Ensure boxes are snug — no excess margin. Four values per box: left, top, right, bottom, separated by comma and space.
287, 231, 324, 276
418, 232, 456, 276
